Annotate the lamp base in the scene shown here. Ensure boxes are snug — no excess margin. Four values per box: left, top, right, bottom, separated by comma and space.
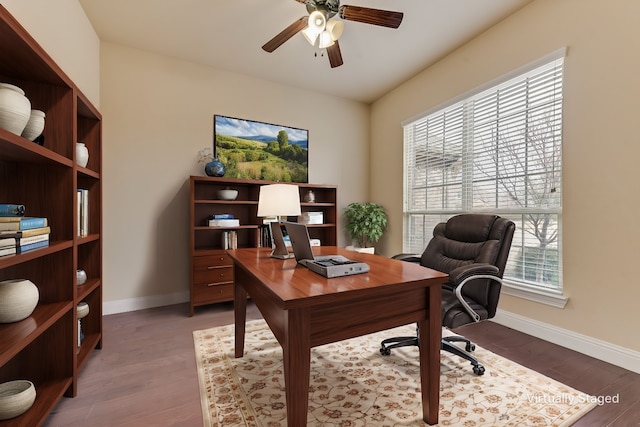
270, 251, 295, 260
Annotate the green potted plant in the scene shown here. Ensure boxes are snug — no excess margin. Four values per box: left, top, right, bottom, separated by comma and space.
344, 202, 388, 253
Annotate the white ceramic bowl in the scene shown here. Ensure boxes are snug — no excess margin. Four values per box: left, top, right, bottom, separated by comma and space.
20, 109, 45, 141
77, 301, 89, 319
0, 279, 39, 323
217, 189, 238, 200
0, 380, 36, 420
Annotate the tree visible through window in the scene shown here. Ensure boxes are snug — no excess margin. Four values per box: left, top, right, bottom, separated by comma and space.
403, 53, 564, 291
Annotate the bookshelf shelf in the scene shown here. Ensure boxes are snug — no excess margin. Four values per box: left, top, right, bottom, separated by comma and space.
189, 176, 338, 315
0, 5, 102, 424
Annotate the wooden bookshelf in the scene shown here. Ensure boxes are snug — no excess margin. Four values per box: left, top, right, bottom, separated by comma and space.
189, 176, 337, 315
0, 6, 102, 426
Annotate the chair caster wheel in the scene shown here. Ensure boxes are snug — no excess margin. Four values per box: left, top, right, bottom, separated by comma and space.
466, 342, 476, 352
473, 365, 485, 375
380, 347, 391, 356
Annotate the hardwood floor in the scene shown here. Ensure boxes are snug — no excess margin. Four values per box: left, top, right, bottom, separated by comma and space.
44, 302, 639, 426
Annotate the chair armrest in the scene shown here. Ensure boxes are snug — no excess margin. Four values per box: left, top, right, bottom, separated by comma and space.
391, 253, 422, 263
448, 263, 501, 323
449, 263, 499, 287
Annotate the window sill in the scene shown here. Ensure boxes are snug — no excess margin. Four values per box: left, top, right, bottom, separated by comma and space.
502, 281, 568, 308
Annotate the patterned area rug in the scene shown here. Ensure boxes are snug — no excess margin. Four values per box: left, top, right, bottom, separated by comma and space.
193, 319, 596, 426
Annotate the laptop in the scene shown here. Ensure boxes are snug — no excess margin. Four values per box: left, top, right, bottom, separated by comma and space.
283, 221, 370, 278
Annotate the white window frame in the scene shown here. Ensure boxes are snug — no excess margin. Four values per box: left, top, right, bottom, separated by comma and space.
402, 48, 568, 307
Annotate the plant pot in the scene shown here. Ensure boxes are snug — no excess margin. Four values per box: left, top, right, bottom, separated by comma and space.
0, 279, 39, 323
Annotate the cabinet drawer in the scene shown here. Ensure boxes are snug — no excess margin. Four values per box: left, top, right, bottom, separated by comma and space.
193, 254, 232, 270
193, 265, 234, 285
192, 282, 234, 304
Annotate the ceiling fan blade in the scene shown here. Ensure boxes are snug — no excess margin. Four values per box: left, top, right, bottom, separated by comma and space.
339, 5, 403, 29
327, 40, 343, 68
262, 17, 308, 53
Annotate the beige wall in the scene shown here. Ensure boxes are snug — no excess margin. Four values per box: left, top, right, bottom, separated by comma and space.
2, 0, 100, 105
100, 43, 370, 307
370, 0, 640, 352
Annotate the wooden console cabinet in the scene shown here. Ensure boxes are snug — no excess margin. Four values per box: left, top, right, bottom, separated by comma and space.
189, 176, 337, 315
0, 6, 102, 426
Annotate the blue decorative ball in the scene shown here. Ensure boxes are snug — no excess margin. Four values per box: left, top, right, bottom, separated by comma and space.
205, 158, 226, 177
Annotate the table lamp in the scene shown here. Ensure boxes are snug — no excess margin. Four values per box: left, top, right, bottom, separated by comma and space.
257, 184, 301, 258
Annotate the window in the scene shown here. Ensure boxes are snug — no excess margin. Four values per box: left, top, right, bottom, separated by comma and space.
403, 51, 564, 296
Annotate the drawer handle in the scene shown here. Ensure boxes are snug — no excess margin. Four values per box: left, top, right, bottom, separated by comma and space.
207, 265, 228, 270
206, 281, 234, 287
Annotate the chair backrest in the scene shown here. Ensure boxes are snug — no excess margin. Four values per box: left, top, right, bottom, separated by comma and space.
420, 214, 515, 318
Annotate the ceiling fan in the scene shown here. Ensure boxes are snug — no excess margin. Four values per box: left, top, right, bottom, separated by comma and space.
262, 0, 403, 68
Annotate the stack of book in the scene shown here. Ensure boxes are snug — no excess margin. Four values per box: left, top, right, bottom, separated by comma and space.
208, 214, 239, 227
297, 211, 324, 225
0, 217, 50, 254
0, 236, 15, 257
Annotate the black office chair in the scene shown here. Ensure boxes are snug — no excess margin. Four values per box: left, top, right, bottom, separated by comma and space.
380, 214, 515, 375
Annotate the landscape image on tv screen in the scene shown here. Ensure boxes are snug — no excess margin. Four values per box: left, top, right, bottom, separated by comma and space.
214, 115, 308, 183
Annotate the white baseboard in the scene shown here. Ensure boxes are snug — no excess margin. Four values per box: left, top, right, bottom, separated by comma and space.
493, 309, 640, 374
103, 291, 189, 316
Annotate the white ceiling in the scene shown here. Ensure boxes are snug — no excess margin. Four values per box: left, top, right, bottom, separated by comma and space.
78, 0, 531, 103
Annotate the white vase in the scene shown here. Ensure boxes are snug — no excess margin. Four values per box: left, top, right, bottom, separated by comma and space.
76, 142, 89, 167
76, 269, 87, 285
0, 279, 39, 323
0, 83, 31, 136
20, 109, 45, 141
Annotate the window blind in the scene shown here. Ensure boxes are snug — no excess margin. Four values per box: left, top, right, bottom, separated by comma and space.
403, 54, 564, 290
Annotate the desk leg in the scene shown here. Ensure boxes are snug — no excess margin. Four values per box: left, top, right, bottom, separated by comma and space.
234, 265, 248, 358
283, 309, 311, 426
419, 284, 442, 425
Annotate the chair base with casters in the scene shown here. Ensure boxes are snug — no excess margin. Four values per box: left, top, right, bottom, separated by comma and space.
380, 329, 486, 376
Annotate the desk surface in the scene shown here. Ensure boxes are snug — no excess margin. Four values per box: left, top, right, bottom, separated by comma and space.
227, 246, 447, 308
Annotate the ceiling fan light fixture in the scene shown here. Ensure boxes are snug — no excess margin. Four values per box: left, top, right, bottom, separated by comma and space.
308, 10, 327, 33
302, 27, 319, 45
318, 30, 335, 49
325, 20, 344, 41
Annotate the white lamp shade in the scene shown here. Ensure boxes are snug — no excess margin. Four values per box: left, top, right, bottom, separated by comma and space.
257, 184, 301, 218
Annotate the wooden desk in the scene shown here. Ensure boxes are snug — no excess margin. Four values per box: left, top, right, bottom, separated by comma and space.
229, 246, 448, 425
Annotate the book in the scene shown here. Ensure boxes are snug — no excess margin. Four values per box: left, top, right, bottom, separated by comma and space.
16, 233, 49, 246
0, 217, 48, 231
0, 246, 16, 257
0, 204, 25, 217
17, 239, 49, 253
78, 189, 89, 237
298, 211, 324, 224
212, 214, 235, 219
0, 237, 15, 248
1, 226, 50, 238
208, 218, 240, 227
